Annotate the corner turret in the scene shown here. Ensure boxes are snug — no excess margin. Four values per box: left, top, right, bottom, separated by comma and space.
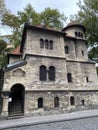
62, 22, 86, 40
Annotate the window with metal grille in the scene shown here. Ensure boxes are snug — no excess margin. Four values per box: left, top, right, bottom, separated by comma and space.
40, 65, 47, 81
38, 98, 43, 108
48, 66, 55, 81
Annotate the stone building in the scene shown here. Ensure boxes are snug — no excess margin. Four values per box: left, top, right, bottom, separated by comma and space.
0, 22, 98, 117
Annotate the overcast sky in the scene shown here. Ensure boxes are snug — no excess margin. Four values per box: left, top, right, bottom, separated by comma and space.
1, 0, 83, 36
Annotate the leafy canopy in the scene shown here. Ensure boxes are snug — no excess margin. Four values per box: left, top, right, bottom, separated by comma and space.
1, 3, 67, 48
70, 0, 98, 62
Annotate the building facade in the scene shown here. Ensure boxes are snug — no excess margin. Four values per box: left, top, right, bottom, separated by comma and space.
1, 22, 98, 117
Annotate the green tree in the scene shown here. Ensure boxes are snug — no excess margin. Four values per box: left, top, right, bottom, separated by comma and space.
70, 0, 98, 62
40, 7, 66, 29
0, 39, 7, 89
2, 3, 66, 48
0, 39, 7, 68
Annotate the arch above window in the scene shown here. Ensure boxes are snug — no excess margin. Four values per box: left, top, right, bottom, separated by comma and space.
54, 97, 59, 107
40, 65, 47, 81
38, 97, 43, 108
65, 46, 69, 54
48, 66, 55, 81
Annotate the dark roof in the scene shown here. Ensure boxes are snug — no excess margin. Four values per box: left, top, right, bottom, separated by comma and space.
20, 23, 66, 53
4, 61, 27, 72
62, 22, 86, 33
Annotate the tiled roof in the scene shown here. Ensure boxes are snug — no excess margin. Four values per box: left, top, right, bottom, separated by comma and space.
11, 45, 21, 55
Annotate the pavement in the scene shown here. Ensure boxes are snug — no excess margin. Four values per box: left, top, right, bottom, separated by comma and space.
0, 110, 98, 129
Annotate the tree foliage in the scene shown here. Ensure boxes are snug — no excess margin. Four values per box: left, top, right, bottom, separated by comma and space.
70, 0, 98, 62
1, 3, 66, 48
0, 39, 7, 53
0, 40, 7, 69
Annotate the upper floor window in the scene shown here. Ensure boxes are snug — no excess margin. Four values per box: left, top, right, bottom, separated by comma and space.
40, 65, 47, 81
86, 77, 89, 82
82, 50, 84, 56
70, 96, 75, 105
38, 97, 43, 108
67, 73, 72, 83
39, 38, 53, 50
54, 97, 59, 107
75, 32, 83, 38
49, 40, 53, 50
40, 38, 44, 48
65, 46, 69, 54
48, 66, 55, 81
45, 39, 49, 49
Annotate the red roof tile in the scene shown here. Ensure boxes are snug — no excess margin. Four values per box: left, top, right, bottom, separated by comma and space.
11, 45, 21, 55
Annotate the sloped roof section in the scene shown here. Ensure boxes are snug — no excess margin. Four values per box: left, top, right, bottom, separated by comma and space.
4, 60, 27, 72
11, 45, 21, 55
62, 22, 86, 32
20, 23, 66, 53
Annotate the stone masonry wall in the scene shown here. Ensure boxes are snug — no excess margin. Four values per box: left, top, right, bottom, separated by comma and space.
24, 91, 98, 116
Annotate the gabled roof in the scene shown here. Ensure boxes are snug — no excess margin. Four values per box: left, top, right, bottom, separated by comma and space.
20, 23, 66, 53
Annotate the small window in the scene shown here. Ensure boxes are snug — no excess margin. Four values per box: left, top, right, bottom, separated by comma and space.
70, 96, 75, 105
81, 33, 83, 38
78, 32, 81, 37
48, 66, 55, 81
82, 50, 84, 56
50, 40, 53, 50
86, 77, 89, 82
40, 65, 47, 81
67, 73, 72, 82
54, 97, 59, 107
75, 32, 78, 37
65, 46, 69, 54
40, 38, 44, 48
81, 100, 85, 105
38, 98, 43, 108
45, 39, 49, 49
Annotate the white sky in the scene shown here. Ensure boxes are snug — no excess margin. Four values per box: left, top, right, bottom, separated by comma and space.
1, 0, 83, 36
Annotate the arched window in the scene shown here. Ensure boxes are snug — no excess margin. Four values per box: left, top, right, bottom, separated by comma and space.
48, 66, 55, 81
40, 65, 47, 81
50, 40, 53, 50
75, 32, 78, 37
38, 98, 43, 108
40, 38, 44, 48
65, 46, 69, 54
54, 97, 59, 107
67, 73, 72, 82
45, 39, 49, 49
82, 50, 84, 56
70, 96, 75, 105
81, 100, 85, 105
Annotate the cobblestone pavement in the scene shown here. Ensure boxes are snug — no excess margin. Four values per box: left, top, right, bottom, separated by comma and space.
0, 110, 98, 130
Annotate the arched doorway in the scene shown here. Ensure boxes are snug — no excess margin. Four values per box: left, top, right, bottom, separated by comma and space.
8, 84, 25, 116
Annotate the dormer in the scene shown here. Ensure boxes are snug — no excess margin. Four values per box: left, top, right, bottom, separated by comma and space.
62, 22, 86, 40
